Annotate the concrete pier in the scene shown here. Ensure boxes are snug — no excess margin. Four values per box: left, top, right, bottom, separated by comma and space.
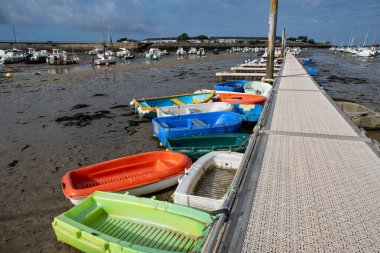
215, 54, 380, 252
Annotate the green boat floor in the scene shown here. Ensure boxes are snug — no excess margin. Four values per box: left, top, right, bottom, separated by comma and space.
193, 166, 236, 199
90, 215, 197, 252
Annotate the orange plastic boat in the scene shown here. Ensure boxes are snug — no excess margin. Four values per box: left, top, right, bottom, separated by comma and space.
215, 92, 266, 105
62, 151, 192, 205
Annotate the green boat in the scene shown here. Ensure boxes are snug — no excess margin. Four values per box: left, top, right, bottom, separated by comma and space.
52, 191, 213, 253
166, 133, 250, 159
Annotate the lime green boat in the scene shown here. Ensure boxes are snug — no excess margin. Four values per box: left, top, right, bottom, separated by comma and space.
166, 133, 250, 159
52, 191, 213, 253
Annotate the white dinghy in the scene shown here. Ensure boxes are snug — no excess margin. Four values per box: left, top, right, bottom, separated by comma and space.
156, 102, 232, 118
173, 151, 243, 212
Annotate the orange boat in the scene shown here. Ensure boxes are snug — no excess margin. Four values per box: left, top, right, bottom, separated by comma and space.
62, 151, 192, 205
214, 92, 266, 105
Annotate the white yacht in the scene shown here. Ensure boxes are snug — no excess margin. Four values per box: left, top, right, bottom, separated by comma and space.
176, 47, 186, 55
3, 48, 25, 64
145, 48, 161, 60
197, 48, 206, 56
87, 47, 104, 56
47, 49, 79, 65
188, 47, 197, 54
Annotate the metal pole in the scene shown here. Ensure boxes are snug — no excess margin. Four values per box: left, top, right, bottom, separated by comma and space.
266, 0, 278, 79
281, 28, 286, 58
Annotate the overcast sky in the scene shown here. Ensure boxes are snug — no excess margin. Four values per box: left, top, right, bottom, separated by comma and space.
0, 0, 379, 45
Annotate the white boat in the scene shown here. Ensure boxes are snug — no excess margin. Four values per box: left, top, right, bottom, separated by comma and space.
0, 49, 5, 64
197, 48, 205, 56
3, 48, 25, 64
188, 47, 197, 54
336, 101, 380, 129
173, 151, 244, 212
156, 102, 232, 118
244, 81, 273, 98
87, 47, 104, 55
47, 49, 79, 65
176, 47, 186, 55
145, 48, 161, 60
93, 51, 116, 65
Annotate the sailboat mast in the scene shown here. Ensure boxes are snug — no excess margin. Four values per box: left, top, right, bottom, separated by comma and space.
12, 25, 20, 49
363, 30, 369, 47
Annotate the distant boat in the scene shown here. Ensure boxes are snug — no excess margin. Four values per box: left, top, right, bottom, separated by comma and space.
93, 51, 117, 65
53, 191, 213, 253
197, 48, 206, 56
47, 49, 79, 65
131, 91, 215, 119
188, 47, 197, 54
3, 48, 25, 64
214, 80, 247, 93
166, 133, 250, 159
213, 49, 220, 54
173, 151, 244, 211
176, 47, 186, 55
157, 102, 232, 118
243, 81, 272, 97
87, 47, 104, 55
152, 111, 242, 147
61, 150, 192, 205
146, 48, 161, 60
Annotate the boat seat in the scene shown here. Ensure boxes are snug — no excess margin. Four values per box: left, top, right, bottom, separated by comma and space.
190, 119, 208, 127
187, 108, 201, 113
171, 98, 185, 105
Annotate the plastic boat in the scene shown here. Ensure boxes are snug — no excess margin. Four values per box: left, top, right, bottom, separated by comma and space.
232, 104, 263, 122
61, 151, 192, 205
157, 102, 232, 118
166, 133, 250, 159
53, 191, 213, 253
214, 92, 266, 105
152, 111, 242, 147
173, 151, 244, 211
305, 67, 320, 76
213, 80, 248, 93
243, 81, 273, 98
131, 91, 215, 119
336, 101, 380, 129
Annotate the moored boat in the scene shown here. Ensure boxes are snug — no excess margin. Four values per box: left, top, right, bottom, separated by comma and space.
232, 103, 263, 122
53, 191, 213, 253
131, 91, 215, 119
305, 67, 320, 76
61, 151, 192, 205
243, 81, 272, 97
152, 111, 242, 147
166, 133, 250, 159
173, 151, 244, 211
157, 102, 232, 118
214, 80, 247, 93
214, 92, 266, 105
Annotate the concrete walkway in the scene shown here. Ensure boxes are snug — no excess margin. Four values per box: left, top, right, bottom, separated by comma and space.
218, 54, 380, 252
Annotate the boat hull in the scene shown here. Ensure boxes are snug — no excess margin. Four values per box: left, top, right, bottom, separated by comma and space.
156, 102, 232, 117
53, 191, 213, 253
166, 133, 250, 159
132, 91, 215, 119
214, 80, 248, 93
232, 104, 263, 122
243, 81, 273, 98
152, 111, 243, 147
62, 151, 192, 204
173, 151, 244, 211
214, 92, 266, 105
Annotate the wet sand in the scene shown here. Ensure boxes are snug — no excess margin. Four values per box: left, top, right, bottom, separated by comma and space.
0, 53, 252, 253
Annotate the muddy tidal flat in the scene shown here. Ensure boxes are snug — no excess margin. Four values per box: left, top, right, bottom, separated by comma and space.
0, 53, 254, 253
0, 50, 379, 252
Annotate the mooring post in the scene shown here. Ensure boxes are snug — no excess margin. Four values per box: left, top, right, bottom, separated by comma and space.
281, 28, 286, 58
266, 0, 278, 79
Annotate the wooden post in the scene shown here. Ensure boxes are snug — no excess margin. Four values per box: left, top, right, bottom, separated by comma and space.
266, 0, 278, 79
281, 28, 286, 58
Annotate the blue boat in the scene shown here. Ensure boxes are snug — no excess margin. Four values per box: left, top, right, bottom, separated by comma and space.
300, 60, 316, 66
305, 67, 320, 76
214, 80, 248, 93
232, 104, 263, 122
131, 91, 215, 119
152, 111, 242, 147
